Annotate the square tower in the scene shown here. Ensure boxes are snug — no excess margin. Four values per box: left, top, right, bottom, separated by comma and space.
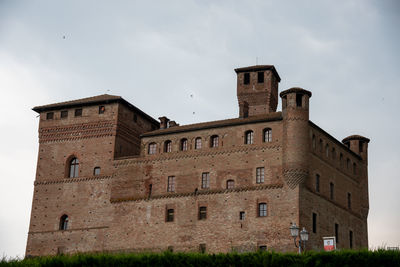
235, 65, 281, 117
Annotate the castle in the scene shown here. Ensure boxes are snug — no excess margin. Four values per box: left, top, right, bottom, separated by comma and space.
26, 65, 370, 256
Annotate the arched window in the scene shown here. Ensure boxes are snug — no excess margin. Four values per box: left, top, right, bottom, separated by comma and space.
312, 135, 316, 150
210, 135, 219, 148
180, 138, 188, 151
69, 158, 79, 178
164, 140, 172, 153
195, 137, 202, 149
59, 215, 69, 230
245, 130, 254, 144
325, 144, 329, 158
226, 179, 234, 189
148, 142, 157, 155
263, 128, 272, 142
258, 203, 267, 217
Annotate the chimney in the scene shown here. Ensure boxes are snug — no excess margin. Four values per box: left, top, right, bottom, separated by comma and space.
169, 121, 179, 127
239, 101, 249, 118
159, 116, 170, 129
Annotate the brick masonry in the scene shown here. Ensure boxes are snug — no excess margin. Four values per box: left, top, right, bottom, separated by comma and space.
26, 65, 370, 256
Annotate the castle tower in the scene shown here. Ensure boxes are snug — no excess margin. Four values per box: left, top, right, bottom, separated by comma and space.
280, 87, 312, 189
234, 65, 281, 117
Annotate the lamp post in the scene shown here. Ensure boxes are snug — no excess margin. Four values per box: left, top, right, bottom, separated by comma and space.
290, 223, 309, 254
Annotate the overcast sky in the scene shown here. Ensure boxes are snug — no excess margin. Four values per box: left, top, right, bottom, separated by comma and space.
0, 0, 399, 258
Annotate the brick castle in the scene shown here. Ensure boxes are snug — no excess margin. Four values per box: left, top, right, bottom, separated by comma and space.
26, 65, 370, 256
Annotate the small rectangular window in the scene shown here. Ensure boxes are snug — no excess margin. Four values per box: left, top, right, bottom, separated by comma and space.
258, 203, 267, 217
99, 105, 105, 114
244, 73, 250, 84
61, 110, 68, 119
347, 193, 352, 209
296, 94, 303, 107
256, 167, 265, 184
349, 230, 353, 249
199, 206, 207, 220
167, 176, 175, 192
335, 223, 339, 243
239, 211, 245, 220
199, 243, 206, 253
46, 112, 54, 120
312, 213, 317, 233
315, 174, 320, 193
330, 182, 334, 200
93, 167, 101, 176
166, 209, 174, 222
201, 172, 210, 189
257, 72, 264, 83
75, 108, 82, 117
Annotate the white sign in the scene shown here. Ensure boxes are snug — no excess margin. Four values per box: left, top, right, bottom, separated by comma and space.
323, 237, 336, 251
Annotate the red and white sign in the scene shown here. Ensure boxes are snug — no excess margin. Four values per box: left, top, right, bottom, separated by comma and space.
323, 237, 336, 251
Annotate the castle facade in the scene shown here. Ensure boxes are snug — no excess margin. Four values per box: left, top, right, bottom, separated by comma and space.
26, 65, 370, 256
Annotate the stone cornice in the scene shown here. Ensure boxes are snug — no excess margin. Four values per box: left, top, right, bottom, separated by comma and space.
34, 175, 113, 186
28, 225, 109, 234
111, 183, 284, 203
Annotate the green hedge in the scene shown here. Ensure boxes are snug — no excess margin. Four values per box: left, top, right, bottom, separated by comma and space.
1, 250, 400, 267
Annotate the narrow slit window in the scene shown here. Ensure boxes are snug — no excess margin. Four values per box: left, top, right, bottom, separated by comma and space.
330, 182, 335, 200
244, 73, 250, 84
166, 209, 174, 222
257, 72, 264, 83
315, 174, 320, 193
296, 94, 303, 107
199, 207, 207, 220
312, 213, 317, 233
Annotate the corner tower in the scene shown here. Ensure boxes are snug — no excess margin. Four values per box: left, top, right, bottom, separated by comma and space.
280, 87, 312, 189
235, 65, 281, 117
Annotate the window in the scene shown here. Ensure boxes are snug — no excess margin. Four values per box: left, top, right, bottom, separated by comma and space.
226, 179, 234, 189
74, 108, 82, 117
347, 193, 352, 209
148, 143, 157, 155
98, 105, 105, 114
167, 176, 175, 192
198, 206, 207, 220
133, 114, 138, 122
312, 213, 317, 233
245, 130, 254, 144
325, 144, 329, 158
195, 137, 202, 149
312, 135, 316, 150
59, 215, 69, 230
166, 209, 174, 222
359, 141, 364, 152
46, 112, 54, 120
330, 182, 334, 200
332, 147, 336, 160
346, 158, 350, 170
244, 73, 250, 84
259, 246, 267, 251
296, 93, 303, 107
148, 184, 152, 198
257, 72, 264, 83
199, 243, 206, 253
201, 172, 210, 189
61, 110, 68, 119
256, 167, 265, 184
164, 140, 172, 153
180, 138, 188, 151
93, 167, 101, 176
239, 211, 245, 221
315, 174, 320, 193
69, 157, 79, 178
335, 223, 339, 243
210, 135, 219, 148
353, 163, 357, 175
258, 203, 267, 217
349, 231, 353, 249
340, 153, 344, 167
319, 139, 323, 153
263, 128, 272, 142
